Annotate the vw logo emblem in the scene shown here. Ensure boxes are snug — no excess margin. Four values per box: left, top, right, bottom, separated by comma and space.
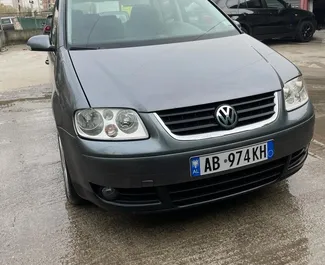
215, 105, 238, 129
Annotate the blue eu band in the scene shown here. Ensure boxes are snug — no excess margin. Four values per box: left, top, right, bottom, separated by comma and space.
267, 140, 274, 159
191, 157, 201, 177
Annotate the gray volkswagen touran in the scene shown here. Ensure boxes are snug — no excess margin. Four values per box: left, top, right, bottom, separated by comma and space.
27, 0, 314, 213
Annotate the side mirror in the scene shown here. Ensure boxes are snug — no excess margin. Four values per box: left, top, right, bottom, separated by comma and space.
27, 35, 55, 52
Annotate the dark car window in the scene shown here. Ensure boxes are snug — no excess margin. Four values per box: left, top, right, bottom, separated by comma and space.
245, 0, 263, 8
265, 0, 285, 8
226, 0, 239, 8
227, 0, 248, 8
66, 0, 239, 49
1, 18, 12, 24
238, 0, 248, 8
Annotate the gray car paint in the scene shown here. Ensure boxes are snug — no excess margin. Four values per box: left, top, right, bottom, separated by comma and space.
35, 0, 314, 212
69, 34, 300, 112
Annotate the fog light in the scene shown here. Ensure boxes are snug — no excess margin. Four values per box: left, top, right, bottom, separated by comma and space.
101, 187, 118, 201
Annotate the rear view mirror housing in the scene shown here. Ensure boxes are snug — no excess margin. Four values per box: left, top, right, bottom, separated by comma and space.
27, 35, 55, 52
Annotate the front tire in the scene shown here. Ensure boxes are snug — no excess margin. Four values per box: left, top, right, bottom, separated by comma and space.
58, 135, 86, 205
296, 20, 315, 42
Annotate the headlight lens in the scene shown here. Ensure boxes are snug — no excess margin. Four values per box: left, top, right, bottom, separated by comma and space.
76, 109, 104, 136
75, 109, 149, 140
283, 76, 309, 111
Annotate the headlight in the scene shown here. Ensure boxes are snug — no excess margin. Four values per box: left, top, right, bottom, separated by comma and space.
75, 109, 149, 140
283, 76, 309, 111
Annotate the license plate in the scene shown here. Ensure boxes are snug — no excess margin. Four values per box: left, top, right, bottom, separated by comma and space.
190, 140, 274, 177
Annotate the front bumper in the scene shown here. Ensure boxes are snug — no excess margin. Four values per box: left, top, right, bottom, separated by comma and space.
59, 98, 315, 213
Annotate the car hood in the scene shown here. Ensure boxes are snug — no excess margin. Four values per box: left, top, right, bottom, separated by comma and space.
69, 34, 299, 112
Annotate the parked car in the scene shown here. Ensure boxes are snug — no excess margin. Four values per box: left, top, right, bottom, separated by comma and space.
42, 14, 53, 35
27, 0, 314, 213
214, 0, 317, 42
0, 17, 15, 31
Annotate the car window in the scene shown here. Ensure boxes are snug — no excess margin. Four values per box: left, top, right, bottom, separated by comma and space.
226, 0, 239, 8
226, 0, 247, 8
1, 18, 11, 24
245, 0, 263, 8
238, 0, 248, 8
265, 0, 285, 8
66, 0, 239, 49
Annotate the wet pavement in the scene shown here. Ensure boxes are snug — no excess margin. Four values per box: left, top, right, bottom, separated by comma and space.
1, 32, 325, 265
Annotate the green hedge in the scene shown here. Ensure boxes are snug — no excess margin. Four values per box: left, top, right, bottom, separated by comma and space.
17, 17, 47, 30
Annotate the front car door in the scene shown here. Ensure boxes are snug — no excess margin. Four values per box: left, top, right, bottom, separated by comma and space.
236, 0, 271, 38
263, 0, 294, 36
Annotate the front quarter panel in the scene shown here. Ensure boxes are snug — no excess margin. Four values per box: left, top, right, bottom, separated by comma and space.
292, 9, 315, 22
52, 47, 89, 136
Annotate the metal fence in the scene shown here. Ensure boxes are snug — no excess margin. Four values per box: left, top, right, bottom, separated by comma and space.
0, 11, 52, 30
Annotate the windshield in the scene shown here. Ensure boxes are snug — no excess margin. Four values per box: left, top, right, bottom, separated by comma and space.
67, 0, 239, 49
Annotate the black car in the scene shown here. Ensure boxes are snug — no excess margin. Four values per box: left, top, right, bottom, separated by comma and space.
214, 0, 317, 42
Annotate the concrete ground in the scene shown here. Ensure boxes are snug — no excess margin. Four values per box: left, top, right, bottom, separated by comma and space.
1, 32, 325, 265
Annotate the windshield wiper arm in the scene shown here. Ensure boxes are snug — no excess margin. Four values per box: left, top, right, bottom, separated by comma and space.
69, 46, 100, 50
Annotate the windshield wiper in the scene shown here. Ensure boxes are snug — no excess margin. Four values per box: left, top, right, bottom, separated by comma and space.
69, 46, 101, 50
194, 19, 229, 41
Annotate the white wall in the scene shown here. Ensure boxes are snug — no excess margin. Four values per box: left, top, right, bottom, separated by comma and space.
0, 0, 14, 6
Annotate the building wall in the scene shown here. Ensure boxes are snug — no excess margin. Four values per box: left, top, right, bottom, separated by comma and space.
40, 0, 54, 10
286, 0, 313, 11
286, 0, 301, 7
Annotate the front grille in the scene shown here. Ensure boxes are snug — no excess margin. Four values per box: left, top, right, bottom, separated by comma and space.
288, 148, 308, 170
157, 92, 276, 136
168, 158, 286, 207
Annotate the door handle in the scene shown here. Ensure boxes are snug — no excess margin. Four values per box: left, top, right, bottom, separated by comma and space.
45, 59, 49, 65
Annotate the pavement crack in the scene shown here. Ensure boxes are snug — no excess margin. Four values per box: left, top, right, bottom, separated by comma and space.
12, 216, 16, 227
308, 151, 323, 160
312, 139, 325, 148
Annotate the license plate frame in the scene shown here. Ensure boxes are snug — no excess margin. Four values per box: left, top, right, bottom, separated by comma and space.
190, 140, 274, 177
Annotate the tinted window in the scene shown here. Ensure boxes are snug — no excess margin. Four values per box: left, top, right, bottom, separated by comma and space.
227, 0, 247, 8
246, 0, 263, 8
238, 0, 248, 8
66, 0, 239, 49
226, 0, 238, 8
265, 0, 285, 8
